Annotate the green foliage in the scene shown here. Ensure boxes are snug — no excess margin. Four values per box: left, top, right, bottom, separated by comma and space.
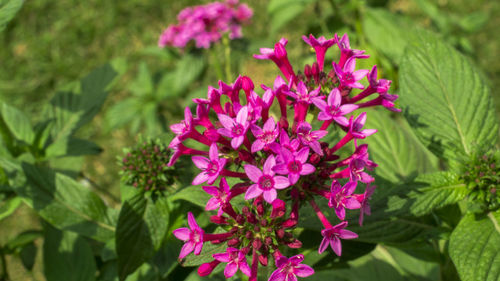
449, 211, 500, 281
116, 191, 169, 280
0, 102, 34, 144
399, 31, 498, 165
0, 0, 23, 32
267, 0, 318, 33
43, 226, 97, 281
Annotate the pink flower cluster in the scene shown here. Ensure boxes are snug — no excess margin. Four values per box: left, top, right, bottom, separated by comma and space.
170, 33, 399, 280
158, 0, 253, 49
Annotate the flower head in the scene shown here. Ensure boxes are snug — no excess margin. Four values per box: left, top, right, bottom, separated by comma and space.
302, 34, 336, 71
217, 106, 250, 149
328, 181, 361, 220
274, 147, 316, 185
313, 88, 358, 126
349, 112, 377, 139
333, 58, 369, 90
192, 143, 227, 185
319, 221, 358, 256
296, 122, 327, 155
269, 254, 314, 281
173, 212, 204, 259
203, 178, 232, 215
251, 117, 279, 153
213, 247, 251, 278
244, 155, 290, 203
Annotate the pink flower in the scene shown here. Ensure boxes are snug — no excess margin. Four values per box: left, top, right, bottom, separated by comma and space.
296, 122, 327, 155
191, 143, 227, 185
319, 221, 358, 256
268, 254, 314, 281
287, 81, 322, 105
254, 38, 296, 82
244, 155, 290, 203
357, 184, 376, 226
349, 112, 377, 139
217, 106, 250, 149
213, 247, 251, 278
302, 34, 336, 71
313, 88, 358, 126
173, 212, 204, 259
250, 117, 279, 153
367, 65, 391, 94
279, 129, 300, 152
169, 107, 194, 148
333, 58, 369, 90
203, 177, 232, 216
274, 147, 315, 185
349, 155, 376, 184
335, 33, 369, 67
328, 181, 361, 220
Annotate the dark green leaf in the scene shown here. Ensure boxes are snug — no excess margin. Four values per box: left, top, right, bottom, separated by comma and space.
45, 137, 102, 158
0, 0, 24, 32
4, 230, 42, 252
19, 242, 37, 271
19, 163, 117, 242
116, 192, 169, 281
400, 32, 498, 163
43, 226, 97, 281
449, 211, 500, 281
1, 102, 34, 144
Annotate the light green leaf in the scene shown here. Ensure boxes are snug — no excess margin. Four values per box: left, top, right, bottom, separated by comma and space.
1, 102, 34, 144
173, 54, 206, 95
400, 32, 498, 163
43, 226, 96, 281
128, 62, 153, 97
267, 0, 317, 33
45, 137, 102, 158
19, 163, 117, 242
180, 242, 227, 267
0, 196, 21, 221
449, 210, 500, 281
406, 172, 467, 217
0, 0, 23, 32
362, 109, 438, 183
170, 185, 210, 208
116, 192, 169, 281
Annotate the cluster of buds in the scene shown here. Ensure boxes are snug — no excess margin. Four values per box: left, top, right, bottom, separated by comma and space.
169, 33, 399, 280
158, 0, 252, 49
462, 150, 500, 211
119, 138, 179, 192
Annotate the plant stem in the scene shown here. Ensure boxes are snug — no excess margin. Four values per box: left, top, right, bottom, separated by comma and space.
209, 48, 224, 81
222, 36, 232, 82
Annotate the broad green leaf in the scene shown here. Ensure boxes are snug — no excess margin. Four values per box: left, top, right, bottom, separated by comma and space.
47, 63, 118, 144
0, 0, 23, 32
406, 172, 467, 216
105, 98, 141, 130
43, 226, 96, 281
400, 32, 498, 163
363, 8, 421, 63
116, 192, 169, 281
4, 230, 42, 253
173, 54, 206, 95
128, 62, 153, 97
0, 196, 21, 221
1, 102, 34, 144
267, 0, 317, 33
180, 242, 227, 267
19, 163, 117, 242
362, 109, 438, 183
170, 185, 210, 208
45, 137, 102, 158
449, 210, 500, 281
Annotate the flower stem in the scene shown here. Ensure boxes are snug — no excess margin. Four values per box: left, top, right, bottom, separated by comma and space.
210, 48, 224, 81
309, 198, 332, 229
223, 36, 232, 82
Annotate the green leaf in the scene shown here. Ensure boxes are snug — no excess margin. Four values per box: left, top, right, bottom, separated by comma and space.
406, 172, 467, 216
363, 8, 421, 63
43, 226, 97, 281
1, 102, 34, 144
18, 163, 117, 242
0, 0, 24, 32
0, 196, 21, 221
170, 185, 210, 208
116, 192, 169, 281
449, 210, 500, 281
128, 62, 153, 97
180, 242, 227, 267
400, 32, 498, 163
172, 54, 206, 95
267, 0, 317, 33
362, 109, 438, 183
45, 137, 102, 158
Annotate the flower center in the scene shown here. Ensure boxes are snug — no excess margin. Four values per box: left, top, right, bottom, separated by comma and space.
258, 175, 275, 190
232, 123, 244, 136
261, 131, 276, 143
327, 105, 340, 116
287, 160, 302, 173
192, 230, 202, 243
344, 73, 354, 83
206, 161, 219, 175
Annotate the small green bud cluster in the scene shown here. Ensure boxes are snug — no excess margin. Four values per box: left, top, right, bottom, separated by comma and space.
462, 150, 500, 211
119, 138, 175, 192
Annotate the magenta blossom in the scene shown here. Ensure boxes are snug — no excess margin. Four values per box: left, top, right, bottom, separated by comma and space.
244, 155, 290, 203
213, 247, 251, 278
251, 117, 279, 153
302, 34, 336, 71
349, 112, 377, 139
356, 184, 376, 226
254, 38, 296, 82
192, 143, 227, 185
287, 81, 321, 105
313, 88, 358, 126
279, 129, 300, 152
319, 221, 358, 256
217, 106, 250, 149
203, 177, 232, 216
328, 181, 361, 220
274, 147, 316, 185
335, 33, 369, 67
296, 122, 327, 155
169, 107, 194, 148
333, 58, 369, 90
173, 212, 204, 259
268, 254, 314, 281
349, 156, 376, 184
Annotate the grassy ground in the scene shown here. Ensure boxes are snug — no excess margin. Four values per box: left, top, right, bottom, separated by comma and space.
0, 0, 498, 279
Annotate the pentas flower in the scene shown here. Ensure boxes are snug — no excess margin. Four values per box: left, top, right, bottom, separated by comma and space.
169, 33, 398, 280
274, 147, 315, 185
269, 254, 314, 281
244, 155, 290, 203
192, 143, 227, 185
328, 181, 361, 220
213, 247, 251, 278
173, 212, 204, 259
217, 106, 250, 149
319, 221, 358, 256
313, 88, 358, 126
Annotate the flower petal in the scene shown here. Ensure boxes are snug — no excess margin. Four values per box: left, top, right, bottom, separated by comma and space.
263, 116, 276, 131
274, 176, 290, 189
192, 156, 209, 170
295, 264, 315, 277
172, 228, 190, 241
331, 237, 342, 256
245, 184, 263, 200
236, 106, 248, 124
251, 139, 265, 153
209, 143, 219, 161
192, 172, 209, 185
300, 164, 316, 175
263, 189, 277, 203
296, 147, 310, 163
244, 165, 263, 183
263, 155, 276, 175
339, 229, 358, 239
318, 236, 329, 254
217, 114, 235, 129
213, 252, 231, 263
179, 242, 195, 259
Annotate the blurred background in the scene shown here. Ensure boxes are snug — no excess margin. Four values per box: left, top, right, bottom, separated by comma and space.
0, 0, 498, 279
